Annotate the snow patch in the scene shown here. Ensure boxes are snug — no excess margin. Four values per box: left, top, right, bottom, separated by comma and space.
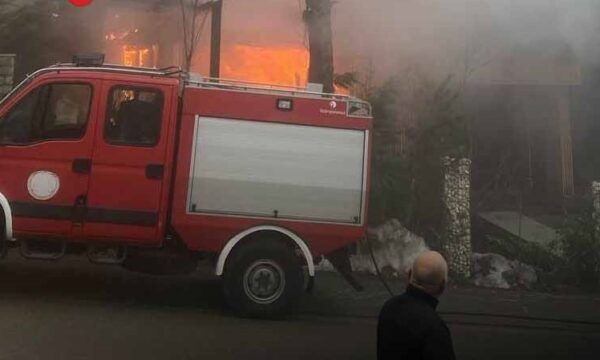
351, 219, 429, 276
472, 253, 538, 289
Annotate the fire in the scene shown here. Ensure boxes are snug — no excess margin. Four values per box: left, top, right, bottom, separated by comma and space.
105, 27, 159, 68
221, 45, 309, 87
109, 37, 343, 93
122, 45, 156, 68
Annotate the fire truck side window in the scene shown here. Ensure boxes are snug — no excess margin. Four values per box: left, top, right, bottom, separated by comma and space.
104, 87, 164, 147
0, 83, 92, 145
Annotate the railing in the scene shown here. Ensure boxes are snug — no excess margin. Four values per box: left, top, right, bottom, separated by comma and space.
48, 63, 183, 76
185, 75, 372, 116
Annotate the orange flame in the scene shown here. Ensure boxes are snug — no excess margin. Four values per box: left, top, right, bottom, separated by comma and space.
112, 41, 347, 94
121, 45, 156, 68
221, 45, 309, 87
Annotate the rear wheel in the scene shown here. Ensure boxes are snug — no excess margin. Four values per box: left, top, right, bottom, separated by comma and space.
223, 239, 304, 318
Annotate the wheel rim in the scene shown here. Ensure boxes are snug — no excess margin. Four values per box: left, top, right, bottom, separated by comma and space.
243, 259, 286, 304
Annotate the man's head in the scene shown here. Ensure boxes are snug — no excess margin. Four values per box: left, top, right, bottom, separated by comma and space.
408, 251, 449, 297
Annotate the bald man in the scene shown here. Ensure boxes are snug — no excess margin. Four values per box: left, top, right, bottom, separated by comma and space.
377, 251, 456, 360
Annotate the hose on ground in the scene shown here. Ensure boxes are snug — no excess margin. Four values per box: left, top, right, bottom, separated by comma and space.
365, 235, 396, 298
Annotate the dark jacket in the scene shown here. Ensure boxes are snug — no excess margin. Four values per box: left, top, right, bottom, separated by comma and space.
377, 285, 456, 360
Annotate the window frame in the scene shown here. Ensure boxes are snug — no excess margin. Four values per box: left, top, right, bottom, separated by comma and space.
103, 85, 165, 148
0, 81, 94, 146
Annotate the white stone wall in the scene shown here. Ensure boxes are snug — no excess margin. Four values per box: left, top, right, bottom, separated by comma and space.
0, 54, 16, 99
592, 181, 600, 232
442, 156, 472, 277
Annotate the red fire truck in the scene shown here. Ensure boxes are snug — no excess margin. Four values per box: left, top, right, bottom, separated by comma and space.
0, 55, 372, 317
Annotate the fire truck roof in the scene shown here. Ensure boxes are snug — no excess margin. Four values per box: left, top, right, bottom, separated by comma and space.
3, 62, 372, 117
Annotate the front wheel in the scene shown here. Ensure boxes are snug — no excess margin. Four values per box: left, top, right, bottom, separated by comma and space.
223, 239, 304, 318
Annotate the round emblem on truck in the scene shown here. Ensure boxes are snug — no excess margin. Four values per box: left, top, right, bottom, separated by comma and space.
27, 171, 60, 201
68, 0, 95, 7
329, 101, 337, 109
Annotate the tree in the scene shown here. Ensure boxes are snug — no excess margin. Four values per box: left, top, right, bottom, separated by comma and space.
0, 0, 102, 81
177, 0, 212, 72
304, 0, 334, 93
333, 71, 359, 91
0, 1, 17, 34
367, 71, 469, 237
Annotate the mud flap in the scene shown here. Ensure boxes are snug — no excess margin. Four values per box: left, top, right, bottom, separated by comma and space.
325, 246, 364, 292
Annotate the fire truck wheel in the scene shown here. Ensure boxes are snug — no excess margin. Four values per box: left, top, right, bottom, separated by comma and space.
223, 239, 304, 318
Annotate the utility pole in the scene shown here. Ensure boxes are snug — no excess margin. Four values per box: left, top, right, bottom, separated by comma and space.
305, 0, 334, 93
209, 0, 222, 78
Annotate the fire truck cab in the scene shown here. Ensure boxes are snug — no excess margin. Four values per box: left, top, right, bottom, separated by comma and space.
0, 57, 372, 317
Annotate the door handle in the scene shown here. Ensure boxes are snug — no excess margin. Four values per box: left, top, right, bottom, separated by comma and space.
72, 158, 91, 174
146, 164, 164, 180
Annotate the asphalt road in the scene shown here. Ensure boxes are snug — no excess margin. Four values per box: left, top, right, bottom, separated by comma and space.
0, 253, 598, 360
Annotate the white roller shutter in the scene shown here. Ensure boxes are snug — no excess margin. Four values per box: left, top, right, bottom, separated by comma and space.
188, 116, 367, 224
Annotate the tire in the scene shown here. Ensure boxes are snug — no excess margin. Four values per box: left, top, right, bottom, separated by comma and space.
223, 239, 304, 319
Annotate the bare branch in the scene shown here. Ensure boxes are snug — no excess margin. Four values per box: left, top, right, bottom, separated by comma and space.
178, 0, 212, 71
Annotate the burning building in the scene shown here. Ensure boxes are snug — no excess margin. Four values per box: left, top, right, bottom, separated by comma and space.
101, 0, 309, 87
103, 1, 178, 69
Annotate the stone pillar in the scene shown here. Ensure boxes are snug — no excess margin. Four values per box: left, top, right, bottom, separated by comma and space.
0, 54, 16, 99
441, 157, 472, 277
592, 182, 600, 231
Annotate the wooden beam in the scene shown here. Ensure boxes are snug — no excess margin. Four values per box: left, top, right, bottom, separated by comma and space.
209, 0, 222, 78
305, 0, 334, 93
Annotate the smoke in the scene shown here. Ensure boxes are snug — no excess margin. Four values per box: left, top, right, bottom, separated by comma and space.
222, 0, 305, 47
328, 0, 600, 83
3, 0, 599, 86
182, 0, 600, 86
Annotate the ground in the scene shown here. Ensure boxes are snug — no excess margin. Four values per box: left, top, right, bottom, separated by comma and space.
0, 253, 599, 360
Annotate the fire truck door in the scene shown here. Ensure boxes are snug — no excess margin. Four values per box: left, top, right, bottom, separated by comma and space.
0, 79, 99, 239
83, 81, 174, 244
